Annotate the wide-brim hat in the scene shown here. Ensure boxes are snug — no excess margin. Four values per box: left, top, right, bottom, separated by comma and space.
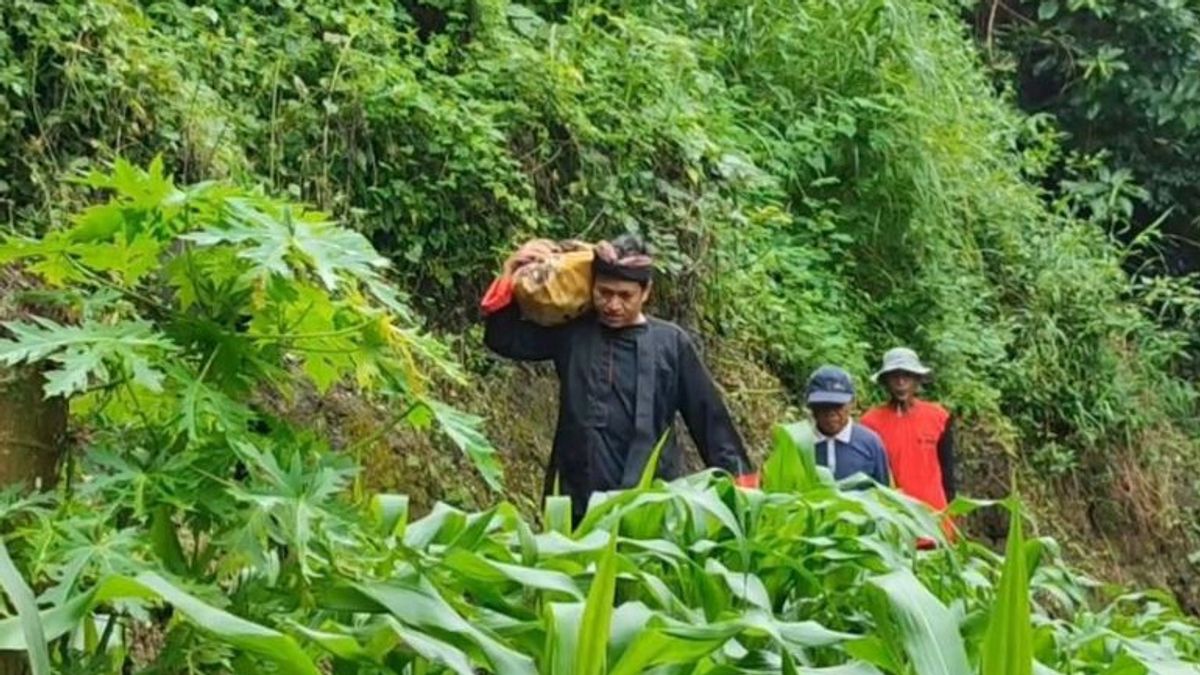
873, 347, 931, 383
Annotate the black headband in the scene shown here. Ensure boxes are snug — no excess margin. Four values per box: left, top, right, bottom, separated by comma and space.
593, 257, 653, 284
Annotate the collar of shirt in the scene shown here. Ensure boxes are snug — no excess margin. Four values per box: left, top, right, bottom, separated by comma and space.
815, 420, 854, 444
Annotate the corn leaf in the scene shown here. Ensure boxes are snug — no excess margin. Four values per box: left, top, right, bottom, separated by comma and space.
384, 618, 476, 675
868, 569, 971, 675
575, 531, 620, 675
440, 548, 583, 599
637, 428, 672, 489
982, 499, 1034, 675
370, 493, 409, 538
544, 601, 583, 675
353, 578, 536, 675
0, 538, 50, 675
544, 495, 573, 535
0, 572, 320, 675
764, 421, 821, 492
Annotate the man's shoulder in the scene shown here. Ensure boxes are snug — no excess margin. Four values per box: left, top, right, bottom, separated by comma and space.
850, 423, 886, 452
646, 316, 683, 332
645, 317, 692, 344
860, 405, 891, 426
915, 399, 950, 421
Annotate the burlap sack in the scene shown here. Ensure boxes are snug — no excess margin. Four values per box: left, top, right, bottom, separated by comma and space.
512, 240, 594, 326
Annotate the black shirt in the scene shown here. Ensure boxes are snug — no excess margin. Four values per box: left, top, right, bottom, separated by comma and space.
483, 304, 752, 521
592, 324, 644, 491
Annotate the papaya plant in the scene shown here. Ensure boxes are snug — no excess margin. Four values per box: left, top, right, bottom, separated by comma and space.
0, 160, 1198, 673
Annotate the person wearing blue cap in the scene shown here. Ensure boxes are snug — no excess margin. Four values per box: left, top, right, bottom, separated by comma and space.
805, 365, 891, 485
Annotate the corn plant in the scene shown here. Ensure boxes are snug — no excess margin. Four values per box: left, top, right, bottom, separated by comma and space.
0, 161, 1198, 673
4, 450, 1200, 672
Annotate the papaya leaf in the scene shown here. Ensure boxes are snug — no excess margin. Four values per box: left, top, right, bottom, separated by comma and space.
0, 317, 175, 398
426, 399, 505, 492
185, 198, 387, 290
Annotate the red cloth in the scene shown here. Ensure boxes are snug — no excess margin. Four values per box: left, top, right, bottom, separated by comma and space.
861, 400, 956, 542
481, 276, 515, 316
862, 400, 950, 510
734, 472, 760, 489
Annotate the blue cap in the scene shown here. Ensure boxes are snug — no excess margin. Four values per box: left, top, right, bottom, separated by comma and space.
806, 365, 855, 405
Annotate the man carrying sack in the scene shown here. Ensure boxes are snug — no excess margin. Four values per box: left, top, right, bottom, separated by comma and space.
481, 234, 758, 524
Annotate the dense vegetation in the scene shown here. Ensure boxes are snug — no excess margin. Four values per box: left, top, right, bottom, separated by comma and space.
970, 0, 1200, 279
0, 168, 1196, 672
2, 0, 1200, 670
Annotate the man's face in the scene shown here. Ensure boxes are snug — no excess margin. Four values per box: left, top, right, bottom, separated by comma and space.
593, 276, 649, 328
884, 372, 919, 403
810, 403, 851, 437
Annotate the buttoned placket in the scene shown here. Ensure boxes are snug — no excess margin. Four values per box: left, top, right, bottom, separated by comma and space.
826, 437, 837, 475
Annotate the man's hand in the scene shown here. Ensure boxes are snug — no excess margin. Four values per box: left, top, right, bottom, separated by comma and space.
503, 240, 555, 276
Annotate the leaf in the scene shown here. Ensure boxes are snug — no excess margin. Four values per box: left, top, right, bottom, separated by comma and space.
0, 538, 51, 675
385, 617, 476, 675
185, 198, 387, 290
352, 578, 536, 675
705, 558, 771, 611
982, 500, 1034, 675
545, 602, 584, 675
440, 548, 583, 599
149, 506, 188, 575
575, 531, 620, 675
637, 429, 672, 489
544, 495, 573, 535
426, 399, 505, 491
764, 421, 821, 492
174, 365, 254, 441
0, 572, 320, 675
371, 494, 410, 538
74, 232, 164, 286
868, 569, 971, 675
0, 318, 175, 398
136, 572, 320, 674
185, 199, 293, 280
291, 218, 389, 290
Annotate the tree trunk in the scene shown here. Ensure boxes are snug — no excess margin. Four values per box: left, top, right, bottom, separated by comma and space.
0, 365, 67, 675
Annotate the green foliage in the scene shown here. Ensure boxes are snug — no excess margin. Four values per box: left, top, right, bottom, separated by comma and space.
868, 569, 972, 675
764, 422, 822, 494
1, 0, 1200, 660
972, 0, 1200, 259
0, 0, 1196, 479
6, 464, 1200, 672
0, 160, 510, 670
0, 159, 496, 480
574, 532, 619, 675
980, 500, 1033, 675
0, 538, 50, 675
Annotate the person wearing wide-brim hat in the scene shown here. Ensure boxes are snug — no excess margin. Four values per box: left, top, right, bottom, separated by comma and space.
861, 348, 957, 529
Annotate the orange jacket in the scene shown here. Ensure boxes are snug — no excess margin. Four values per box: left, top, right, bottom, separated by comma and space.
862, 400, 958, 548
